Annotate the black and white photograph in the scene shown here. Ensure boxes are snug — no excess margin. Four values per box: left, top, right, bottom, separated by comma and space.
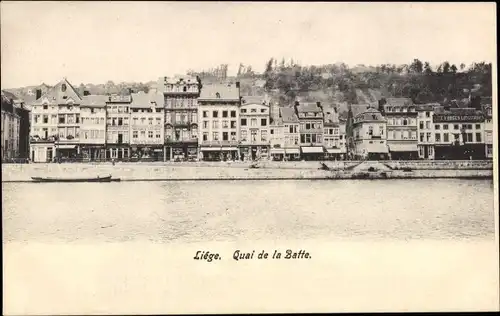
1, 1, 498, 314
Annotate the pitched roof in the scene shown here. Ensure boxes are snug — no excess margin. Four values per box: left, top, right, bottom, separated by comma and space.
199, 83, 240, 101
415, 103, 440, 111
162, 76, 199, 85
241, 95, 268, 105
81, 95, 108, 107
33, 78, 83, 105
350, 104, 371, 118
131, 91, 164, 108
280, 107, 299, 123
354, 107, 385, 122
296, 102, 322, 113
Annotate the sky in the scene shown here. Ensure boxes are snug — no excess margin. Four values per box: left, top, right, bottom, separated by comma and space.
1, 2, 496, 89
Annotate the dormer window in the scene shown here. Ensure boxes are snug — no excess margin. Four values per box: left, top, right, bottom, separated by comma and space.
61, 84, 67, 92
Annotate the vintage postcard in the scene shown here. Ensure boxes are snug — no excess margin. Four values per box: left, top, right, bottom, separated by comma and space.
1, 1, 498, 314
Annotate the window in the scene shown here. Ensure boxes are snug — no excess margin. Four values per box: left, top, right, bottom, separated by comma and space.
118, 118, 123, 126
261, 130, 268, 141
59, 115, 65, 124
435, 133, 441, 142
241, 130, 247, 141
213, 111, 218, 118
148, 131, 153, 138
435, 124, 440, 130
261, 109, 266, 113
61, 84, 67, 92
156, 131, 161, 138
222, 132, 229, 141
140, 130, 146, 138
43, 115, 48, 124
475, 124, 481, 129
261, 118, 267, 126
454, 124, 459, 130
231, 110, 236, 118
403, 119, 408, 126
222, 111, 228, 118
222, 120, 228, 128
230, 131, 236, 141
368, 126, 373, 136
203, 132, 208, 141
463, 133, 471, 142
230, 120, 236, 129
215, 92, 220, 98
203, 111, 208, 118
251, 118, 257, 127
379, 126, 384, 135
203, 121, 209, 128
425, 111, 430, 118
443, 133, 449, 142
212, 132, 219, 141
425, 121, 430, 129
420, 133, 424, 142
212, 121, 218, 129
476, 132, 482, 142
241, 109, 247, 113
419, 121, 424, 129
148, 118, 153, 125
241, 118, 247, 126
443, 124, 449, 130
426, 132, 431, 142
132, 131, 138, 138
251, 108, 257, 113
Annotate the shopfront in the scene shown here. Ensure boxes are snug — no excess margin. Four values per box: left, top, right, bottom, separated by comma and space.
284, 148, 300, 161
105, 146, 130, 161
270, 147, 285, 161
80, 146, 105, 162
300, 146, 325, 161
239, 146, 269, 161
325, 148, 345, 160
200, 147, 238, 161
434, 143, 486, 160
166, 144, 199, 161
56, 144, 79, 161
388, 144, 419, 160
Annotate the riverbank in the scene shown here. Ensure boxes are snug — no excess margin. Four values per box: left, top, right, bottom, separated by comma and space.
1, 160, 493, 182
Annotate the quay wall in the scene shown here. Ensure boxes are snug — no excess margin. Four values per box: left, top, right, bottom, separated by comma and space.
1, 160, 494, 182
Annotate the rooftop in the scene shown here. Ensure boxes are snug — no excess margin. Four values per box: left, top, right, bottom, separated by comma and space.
81, 95, 108, 107
199, 83, 240, 101
296, 102, 323, 113
32, 78, 83, 106
385, 97, 413, 107
354, 107, 385, 122
280, 107, 299, 123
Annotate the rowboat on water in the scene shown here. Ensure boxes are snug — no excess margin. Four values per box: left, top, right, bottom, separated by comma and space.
31, 174, 119, 183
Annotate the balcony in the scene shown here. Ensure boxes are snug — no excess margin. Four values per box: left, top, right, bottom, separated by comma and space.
200, 140, 239, 147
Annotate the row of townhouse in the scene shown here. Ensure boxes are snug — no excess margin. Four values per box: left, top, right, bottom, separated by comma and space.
346, 97, 493, 160
29, 77, 349, 162
1, 90, 30, 161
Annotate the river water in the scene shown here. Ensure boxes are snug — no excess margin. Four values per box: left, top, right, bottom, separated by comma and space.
2, 179, 495, 243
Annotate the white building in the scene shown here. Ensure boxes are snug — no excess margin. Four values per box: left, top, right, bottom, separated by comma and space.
239, 95, 270, 161
351, 107, 388, 160
80, 95, 107, 161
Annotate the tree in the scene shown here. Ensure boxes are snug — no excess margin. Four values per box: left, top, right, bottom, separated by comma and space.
423, 62, 433, 75
237, 63, 244, 76
460, 63, 466, 71
441, 61, 451, 73
264, 58, 274, 74
409, 58, 423, 73
450, 64, 457, 73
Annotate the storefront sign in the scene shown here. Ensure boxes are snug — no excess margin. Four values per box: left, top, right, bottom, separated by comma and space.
433, 114, 484, 123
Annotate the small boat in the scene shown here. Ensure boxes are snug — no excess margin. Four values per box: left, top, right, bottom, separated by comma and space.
31, 174, 118, 183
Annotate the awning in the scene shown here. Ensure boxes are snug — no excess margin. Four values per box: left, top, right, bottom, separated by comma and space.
220, 147, 238, 151
301, 146, 325, 154
388, 144, 418, 152
56, 145, 77, 149
285, 148, 300, 154
200, 147, 221, 151
326, 148, 342, 154
270, 148, 285, 155
367, 144, 389, 153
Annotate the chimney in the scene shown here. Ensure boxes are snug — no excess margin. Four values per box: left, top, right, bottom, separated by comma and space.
83, 90, 90, 96
36, 89, 42, 100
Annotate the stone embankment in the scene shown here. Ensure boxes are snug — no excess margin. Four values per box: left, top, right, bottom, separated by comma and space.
1, 160, 493, 182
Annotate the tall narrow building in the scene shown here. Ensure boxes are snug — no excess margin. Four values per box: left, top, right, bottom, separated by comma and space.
160, 76, 200, 161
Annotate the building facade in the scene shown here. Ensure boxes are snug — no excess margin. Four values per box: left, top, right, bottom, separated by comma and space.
351, 107, 388, 160
239, 96, 270, 161
280, 107, 300, 161
269, 117, 285, 161
80, 95, 107, 161
322, 106, 346, 160
296, 102, 325, 160
433, 108, 486, 160
415, 103, 439, 160
483, 105, 493, 159
1, 96, 21, 160
380, 98, 418, 160
161, 76, 200, 161
130, 91, 165, 161
30, 78, 83, 162
105, 94, 132, 160
198, 83, 241, 161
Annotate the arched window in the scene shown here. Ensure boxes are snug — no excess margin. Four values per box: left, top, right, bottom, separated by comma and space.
215, 92, 221, 98
403, 119, 408, 126
61, 84, 67, 92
